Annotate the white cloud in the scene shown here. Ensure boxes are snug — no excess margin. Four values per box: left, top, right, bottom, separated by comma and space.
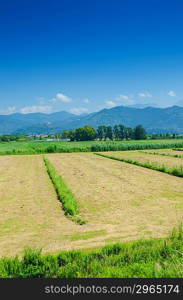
0, 106, 16, 115
20, 105, 53, 114
168, 90, 176, 97
70, 107, 88, 115
138, 92, 152, 98
116, 94, 134, 106
49, 93, 72, 103
48, 97, 57, 102
105, 101, 117, 108
118, 94, 129, 100
83, 98, 90, 104
36, 97, 45, 104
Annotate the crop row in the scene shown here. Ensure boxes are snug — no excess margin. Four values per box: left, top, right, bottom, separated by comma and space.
44, 157, 85, 225
140, 151, 183, 159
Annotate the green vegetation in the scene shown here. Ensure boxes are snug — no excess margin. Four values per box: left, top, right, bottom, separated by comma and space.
0, 135, 30, 142
90, 140, 183, 152
1, 139, 183, 155
133, 125, 147, 140
95, 153, 183, 178
0, 225, 182, 278
173, 148, 183, 151
44, 157, 85, 225
68, 230, 106, 241
63, 124, 146, 141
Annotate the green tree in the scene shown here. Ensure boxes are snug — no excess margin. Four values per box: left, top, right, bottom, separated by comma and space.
113, 125, 120, 140
134, 125, 147, 140
106, 126, 113, 140
97, 126, 105, 140
75, 126, 96, 141
125, 127, 133, 140
118, 124, 125, 140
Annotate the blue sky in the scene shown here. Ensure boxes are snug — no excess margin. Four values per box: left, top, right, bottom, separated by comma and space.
1, 0, 183, 115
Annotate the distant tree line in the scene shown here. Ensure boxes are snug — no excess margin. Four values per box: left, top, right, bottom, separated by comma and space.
0, 127, 182, 142
0, 135, 27, 142
62, 124, 147, 141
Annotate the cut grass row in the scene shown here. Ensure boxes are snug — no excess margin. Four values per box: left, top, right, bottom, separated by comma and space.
0, 225, 182, 278
173, 148, 183, 151
140, 150, 183, 159
43, 157, 85, 225
95, 153, 183, 178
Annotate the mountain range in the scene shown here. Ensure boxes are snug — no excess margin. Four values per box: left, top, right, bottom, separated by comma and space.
1, 105, 183, 135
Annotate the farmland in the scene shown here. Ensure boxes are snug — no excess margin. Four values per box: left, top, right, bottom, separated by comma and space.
99, 150, 183, 171
0, 145, 183, 277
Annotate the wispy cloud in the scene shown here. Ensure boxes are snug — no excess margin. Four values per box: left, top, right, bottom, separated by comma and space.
49, 93, 72, 103
0, 106, 16, 115
116, 94, 134, 106
70, 107, 88, 115
36, 97, 45, 105
168, 90, 176, 97
138, 92, 152, 98
118, 94, 129, 100
105, 101, 117, 108
20, 105, 53, 114
83, 98, 90, 104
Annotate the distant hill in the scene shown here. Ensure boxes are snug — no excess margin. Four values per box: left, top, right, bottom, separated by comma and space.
1, 105, 183, 135
0, 111, 77, 135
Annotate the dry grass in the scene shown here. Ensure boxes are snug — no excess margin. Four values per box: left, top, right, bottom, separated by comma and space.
105, 150, 183, 170
0, 155, 110, 257
139, 149, 183, 156
47, 153, 183, 244
1, 153, 183, 257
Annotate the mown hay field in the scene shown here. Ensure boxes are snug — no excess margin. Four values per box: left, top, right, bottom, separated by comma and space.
47, 153, 183, 242
0, 152, 183, 258
0, 155, 103, 257
140, 149, 183, 156
103, 150, 183, 170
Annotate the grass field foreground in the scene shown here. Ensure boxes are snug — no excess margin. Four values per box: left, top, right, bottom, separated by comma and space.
0, 225, 182, 278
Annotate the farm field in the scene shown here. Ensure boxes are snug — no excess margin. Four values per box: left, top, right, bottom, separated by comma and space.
141, 148, 183, 156
0, 152, 183, 259
1, 139, 183, 155
47, 153, 183, 242
101, 150, 183, 170
0, 155, 105, 257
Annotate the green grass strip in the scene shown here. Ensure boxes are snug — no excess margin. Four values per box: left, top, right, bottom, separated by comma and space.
44, 157, 86, 225
172, 148, 183, 151
94, 153, 183, 178
0, 225, 182, 278
140, 151, 183, 159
